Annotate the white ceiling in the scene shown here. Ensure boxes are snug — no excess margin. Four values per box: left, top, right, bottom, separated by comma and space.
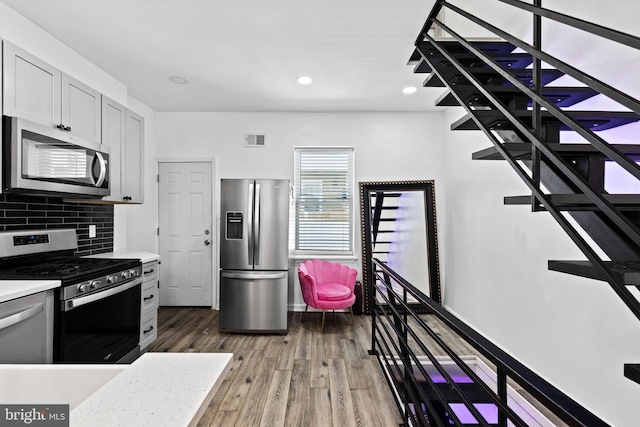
1, 0, 444, 113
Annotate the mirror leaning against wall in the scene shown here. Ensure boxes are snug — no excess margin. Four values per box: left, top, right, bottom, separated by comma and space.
359, 180, 441, 314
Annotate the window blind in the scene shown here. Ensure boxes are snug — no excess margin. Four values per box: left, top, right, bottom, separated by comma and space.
294, 147, 354, 253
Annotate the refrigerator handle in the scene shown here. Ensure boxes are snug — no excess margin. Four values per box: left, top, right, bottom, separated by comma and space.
254, 183, 261, 265
222, 272, 286, 280
248, 182, 254, 262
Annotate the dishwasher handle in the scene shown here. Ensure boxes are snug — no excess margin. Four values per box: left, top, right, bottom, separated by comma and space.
0, 303, 43, 331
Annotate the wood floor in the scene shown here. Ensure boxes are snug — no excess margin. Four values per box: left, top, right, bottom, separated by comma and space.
148, 307, 404, 427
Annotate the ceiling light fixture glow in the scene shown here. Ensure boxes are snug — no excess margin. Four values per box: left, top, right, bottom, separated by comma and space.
297, 76, 313, 85
403, 86, 417, 94
169, 75, 188, 85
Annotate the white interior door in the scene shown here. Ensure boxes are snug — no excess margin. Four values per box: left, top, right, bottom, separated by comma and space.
158, 162, 213, 306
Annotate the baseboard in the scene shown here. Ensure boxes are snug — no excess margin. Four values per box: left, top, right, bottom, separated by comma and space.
288, 303, 350, 313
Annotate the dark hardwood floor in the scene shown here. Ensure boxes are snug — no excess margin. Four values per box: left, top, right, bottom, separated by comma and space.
148, 307, 403, 427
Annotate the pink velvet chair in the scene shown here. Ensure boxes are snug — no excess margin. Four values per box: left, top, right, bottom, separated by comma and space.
298, 259, 357, 333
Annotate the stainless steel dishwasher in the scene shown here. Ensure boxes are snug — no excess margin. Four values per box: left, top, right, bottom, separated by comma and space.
0, 290, 54, 363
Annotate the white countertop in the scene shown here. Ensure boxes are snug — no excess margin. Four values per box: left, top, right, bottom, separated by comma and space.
86, 251, 161, 264
0, 279, 60, 303
71, 352, 232, 427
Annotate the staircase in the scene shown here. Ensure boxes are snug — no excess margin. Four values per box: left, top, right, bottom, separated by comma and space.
409, 0, 640, 387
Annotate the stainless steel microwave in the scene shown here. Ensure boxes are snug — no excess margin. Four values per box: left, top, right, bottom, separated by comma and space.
2, 116, 110, 197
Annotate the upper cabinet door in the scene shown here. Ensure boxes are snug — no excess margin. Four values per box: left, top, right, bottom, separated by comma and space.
101, 96, 126, 202
62, 73, 102, 144
124, 109, 144, 204
3, 41, 61, 127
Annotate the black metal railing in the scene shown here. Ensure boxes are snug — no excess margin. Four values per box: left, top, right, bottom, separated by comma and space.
370, 259, 608, 426
412, 1, 640, 324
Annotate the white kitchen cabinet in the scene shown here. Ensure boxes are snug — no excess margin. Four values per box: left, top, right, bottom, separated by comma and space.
124, 109, 144, 203
2, 40, 101, 144
140, 260, 158, 350
101, 96, 145, 203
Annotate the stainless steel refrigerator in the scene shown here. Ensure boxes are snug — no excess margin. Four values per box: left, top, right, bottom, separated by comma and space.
219, 179, 290, 333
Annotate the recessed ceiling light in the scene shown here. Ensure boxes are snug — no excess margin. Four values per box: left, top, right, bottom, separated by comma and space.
169, 75, 188, 85
403, 86, 417, 94
297, 76, 313, 85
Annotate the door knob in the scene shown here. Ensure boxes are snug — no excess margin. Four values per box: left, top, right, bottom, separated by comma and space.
204, 239, 211, 246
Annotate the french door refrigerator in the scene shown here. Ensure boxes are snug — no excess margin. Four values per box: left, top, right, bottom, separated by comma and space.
219, 179, 290, 333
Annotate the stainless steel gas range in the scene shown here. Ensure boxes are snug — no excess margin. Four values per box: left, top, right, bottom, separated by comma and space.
0, 229, 142, 364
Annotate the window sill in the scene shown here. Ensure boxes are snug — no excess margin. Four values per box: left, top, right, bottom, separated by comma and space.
290, 253, 358, 262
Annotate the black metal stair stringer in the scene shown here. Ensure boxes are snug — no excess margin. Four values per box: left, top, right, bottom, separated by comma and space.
414, 39, 640, 323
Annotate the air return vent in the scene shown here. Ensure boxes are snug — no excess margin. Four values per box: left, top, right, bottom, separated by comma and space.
245, 133, 266, 148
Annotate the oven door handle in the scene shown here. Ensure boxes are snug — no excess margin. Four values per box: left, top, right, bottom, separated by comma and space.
0, 303, 43, 331
64, 278, 141, 311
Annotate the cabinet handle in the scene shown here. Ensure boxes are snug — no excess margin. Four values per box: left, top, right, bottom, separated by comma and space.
143, 326, 154, 334
144, 269, 154, 275
143, 295, 154, 301
56, 123, 65, 130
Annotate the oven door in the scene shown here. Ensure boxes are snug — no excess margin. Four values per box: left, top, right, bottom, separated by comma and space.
55, 277, 141, 364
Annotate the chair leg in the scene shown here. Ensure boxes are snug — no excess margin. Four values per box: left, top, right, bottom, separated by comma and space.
350, 306, 354, 324
301, 305, 308, 324
321, 310, 326, 334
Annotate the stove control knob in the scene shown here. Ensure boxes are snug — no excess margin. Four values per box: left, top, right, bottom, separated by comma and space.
90, 280, 101, 289
122, 271, 130, 279
78, 283, 91, 293
107, 276, 117, 284
129, 269, 139, 277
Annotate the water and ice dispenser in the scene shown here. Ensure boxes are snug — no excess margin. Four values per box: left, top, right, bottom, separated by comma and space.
225, 212, 243, 240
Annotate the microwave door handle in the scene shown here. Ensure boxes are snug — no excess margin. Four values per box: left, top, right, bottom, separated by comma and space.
93, 152, 107, 187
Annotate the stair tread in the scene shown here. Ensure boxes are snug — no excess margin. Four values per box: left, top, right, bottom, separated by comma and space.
414, 58, 432, 73
548, 260, 640, 284
416, 40, 517, 55
436, 86, 599, 108
505, 193, 640, 206
427, 67, 563, 88
452, 110, 640, 132
414, 49, 533, 69
624, 364, 640, 385
472, 143, 640, 160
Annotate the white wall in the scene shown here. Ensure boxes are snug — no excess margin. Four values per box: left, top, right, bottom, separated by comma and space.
151, 112, 447, 309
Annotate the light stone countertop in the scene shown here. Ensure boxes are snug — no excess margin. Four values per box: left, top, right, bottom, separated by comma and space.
71, 352, 233, 427
86, 251, 161, 264
0, 280, 60, 303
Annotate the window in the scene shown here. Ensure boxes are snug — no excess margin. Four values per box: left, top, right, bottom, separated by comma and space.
294, 147, 354, 254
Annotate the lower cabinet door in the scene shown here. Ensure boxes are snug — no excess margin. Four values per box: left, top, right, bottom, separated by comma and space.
140, 311, 157, 349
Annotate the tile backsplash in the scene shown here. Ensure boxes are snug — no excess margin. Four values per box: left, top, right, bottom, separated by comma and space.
0, 193, 114, 256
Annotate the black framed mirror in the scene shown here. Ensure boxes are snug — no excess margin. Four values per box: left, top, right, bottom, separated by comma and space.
359, 180, 441, 314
